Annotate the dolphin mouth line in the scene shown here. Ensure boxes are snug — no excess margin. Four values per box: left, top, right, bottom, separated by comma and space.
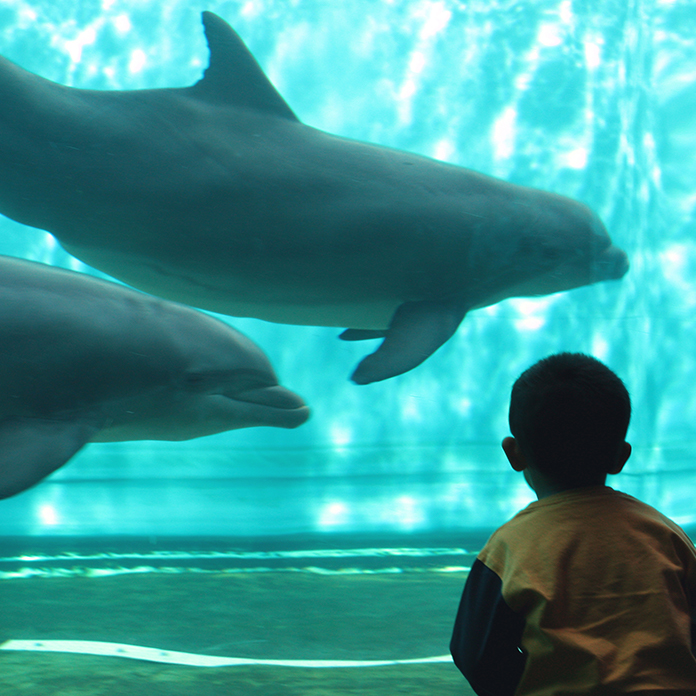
230, 387, 311, 428
594, 245, 630, 282
232, 386, 309, 413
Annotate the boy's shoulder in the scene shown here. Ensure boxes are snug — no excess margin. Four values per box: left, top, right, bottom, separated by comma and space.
480, 486, 695, 574
502, 486, 674, 530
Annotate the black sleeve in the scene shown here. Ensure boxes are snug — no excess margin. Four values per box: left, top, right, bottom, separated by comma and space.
690, 578, 696, 657
450, 558, 527, 696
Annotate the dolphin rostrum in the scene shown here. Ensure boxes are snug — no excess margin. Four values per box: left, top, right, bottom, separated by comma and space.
0, 12, 628, 384
0, 255, 309, 499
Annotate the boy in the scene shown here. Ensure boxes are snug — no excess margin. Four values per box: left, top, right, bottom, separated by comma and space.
450, 353, 696, 695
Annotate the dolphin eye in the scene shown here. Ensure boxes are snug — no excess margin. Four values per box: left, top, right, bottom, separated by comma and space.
182, 373, 211, 389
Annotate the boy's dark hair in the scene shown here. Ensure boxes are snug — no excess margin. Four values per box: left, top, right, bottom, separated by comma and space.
509, 353, 631, 486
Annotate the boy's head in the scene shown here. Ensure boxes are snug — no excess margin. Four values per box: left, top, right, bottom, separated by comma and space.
505, 353, 631, 493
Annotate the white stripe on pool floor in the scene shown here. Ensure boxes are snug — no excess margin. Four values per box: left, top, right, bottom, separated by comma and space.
0, 640, 452, 668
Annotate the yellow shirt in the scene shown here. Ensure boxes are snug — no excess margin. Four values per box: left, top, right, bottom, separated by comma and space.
451, 486, 696, 695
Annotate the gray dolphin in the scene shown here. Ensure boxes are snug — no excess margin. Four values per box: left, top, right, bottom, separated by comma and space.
0, 255, 309, 499
0, 12, 628, 384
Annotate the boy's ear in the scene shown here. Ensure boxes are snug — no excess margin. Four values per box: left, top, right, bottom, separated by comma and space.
608, 441, 632, 475
502, 436, 527, 472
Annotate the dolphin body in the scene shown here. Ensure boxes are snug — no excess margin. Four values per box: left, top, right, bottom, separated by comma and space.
0, 255, 309, 499
0, 12, 628, 384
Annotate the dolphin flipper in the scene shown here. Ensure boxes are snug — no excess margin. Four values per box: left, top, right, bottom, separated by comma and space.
0, 418, 101, 499
339, 329, 387, 341
350, 300, 468, 385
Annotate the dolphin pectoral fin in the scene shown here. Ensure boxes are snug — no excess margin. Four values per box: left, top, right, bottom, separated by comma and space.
339, 329, 387, 341
350, 300, 468, 385
191, 12, 298, 121
0, 418, 101, 499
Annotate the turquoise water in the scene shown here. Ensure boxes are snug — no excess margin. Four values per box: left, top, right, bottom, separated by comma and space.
0, 0, 693, 542
0, 2, 694, 693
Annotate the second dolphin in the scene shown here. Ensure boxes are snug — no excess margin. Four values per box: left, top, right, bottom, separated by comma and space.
0, 256, 309, 499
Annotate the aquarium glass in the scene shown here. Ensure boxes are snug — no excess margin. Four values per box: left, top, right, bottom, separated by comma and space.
0, 0, 692, 538
0, 1, 694, 692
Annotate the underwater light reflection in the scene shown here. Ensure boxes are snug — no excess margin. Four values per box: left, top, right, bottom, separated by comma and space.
38, 504, 59, 527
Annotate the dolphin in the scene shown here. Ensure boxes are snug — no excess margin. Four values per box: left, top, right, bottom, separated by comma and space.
0, 12, 628, 384
0, 255, 309, 500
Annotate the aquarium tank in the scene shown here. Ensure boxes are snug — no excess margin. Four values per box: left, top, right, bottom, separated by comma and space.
0, 0, 693, 694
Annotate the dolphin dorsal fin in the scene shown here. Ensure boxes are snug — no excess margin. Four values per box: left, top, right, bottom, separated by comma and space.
190, 12, 298, 121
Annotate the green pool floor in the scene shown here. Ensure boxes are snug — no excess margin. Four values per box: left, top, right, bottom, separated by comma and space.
0, 570, 474, 695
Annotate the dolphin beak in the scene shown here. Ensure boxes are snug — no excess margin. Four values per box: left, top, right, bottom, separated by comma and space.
232, 385, 310, 428
593, 245, 629, 282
